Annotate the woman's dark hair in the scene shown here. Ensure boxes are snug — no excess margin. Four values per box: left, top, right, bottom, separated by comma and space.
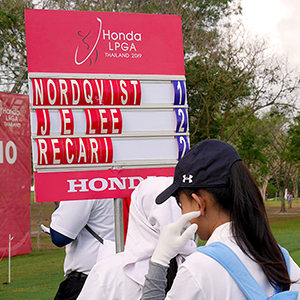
204, 160, 292, 291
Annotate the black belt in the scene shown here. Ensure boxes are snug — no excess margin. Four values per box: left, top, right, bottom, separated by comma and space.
67, 271, 88, 279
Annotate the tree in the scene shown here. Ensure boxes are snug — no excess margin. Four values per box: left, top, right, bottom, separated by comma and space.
287, 114, 300, 203
0, 0, 33, 93
264, 108, 296, 212
230, 112, 272, 197
186, 21, 300, 146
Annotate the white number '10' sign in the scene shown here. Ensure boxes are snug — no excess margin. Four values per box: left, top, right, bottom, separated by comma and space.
0, 141, 17, 164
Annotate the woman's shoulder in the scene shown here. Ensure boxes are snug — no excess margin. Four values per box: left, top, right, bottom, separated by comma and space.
180, 247, 228, 276
180, 239, 258, 280
289, 256, 300, 287
173, 240, 274, 299
172, 244, 246, 299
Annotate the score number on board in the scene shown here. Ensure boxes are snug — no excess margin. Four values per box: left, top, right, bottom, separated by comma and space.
173, 80, 189, 160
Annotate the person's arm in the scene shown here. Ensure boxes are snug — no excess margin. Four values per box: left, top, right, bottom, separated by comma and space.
50, 200, 94, 243
141, 211, 200, 300
50, 227, 73, 247
142, 261, 168, 300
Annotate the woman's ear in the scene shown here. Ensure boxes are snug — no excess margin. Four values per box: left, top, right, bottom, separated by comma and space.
191, 192, 206, 215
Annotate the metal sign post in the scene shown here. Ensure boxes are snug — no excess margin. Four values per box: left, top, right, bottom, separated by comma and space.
114, 198, 124, 253
8, 234, 14, 284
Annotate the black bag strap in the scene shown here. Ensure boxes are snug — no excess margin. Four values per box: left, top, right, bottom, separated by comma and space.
84, 224, 103, 244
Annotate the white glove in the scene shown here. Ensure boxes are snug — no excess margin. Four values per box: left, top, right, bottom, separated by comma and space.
40, 224, 50, 235
151, 211, 200, 266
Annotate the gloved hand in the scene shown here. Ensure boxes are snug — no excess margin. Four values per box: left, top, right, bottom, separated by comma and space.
151, 211, 200, 266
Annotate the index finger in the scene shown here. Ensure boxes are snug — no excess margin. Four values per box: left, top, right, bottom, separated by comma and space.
175, 211, 201, 229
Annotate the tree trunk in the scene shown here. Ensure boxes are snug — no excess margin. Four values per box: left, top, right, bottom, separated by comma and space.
261, 178, 269, 201
280, 189, 286, 212
292, 172, 299, 203
10, 53, 26, 94
295, 180, 298, 203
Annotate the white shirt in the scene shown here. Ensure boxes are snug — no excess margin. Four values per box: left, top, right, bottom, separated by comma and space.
165, 222, 300, 300
77, 252, 143, 300
50, 199, 115, 276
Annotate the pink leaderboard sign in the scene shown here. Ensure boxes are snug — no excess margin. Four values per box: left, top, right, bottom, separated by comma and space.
25, 9, 190, 202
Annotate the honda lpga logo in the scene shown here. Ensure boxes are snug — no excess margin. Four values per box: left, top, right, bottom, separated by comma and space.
74, 17, 142, 66
75, 18, 102, 66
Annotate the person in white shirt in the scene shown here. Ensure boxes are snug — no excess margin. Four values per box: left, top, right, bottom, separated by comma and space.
142, 138, 300, 300
50, 198, 115, 300
77, 177, 196, 300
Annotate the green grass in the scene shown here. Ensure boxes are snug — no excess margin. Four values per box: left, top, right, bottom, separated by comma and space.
271, 220, 300, 263
0, 248, 65, 300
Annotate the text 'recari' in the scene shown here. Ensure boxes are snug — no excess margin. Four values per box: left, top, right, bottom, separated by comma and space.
37, 137, 113, 165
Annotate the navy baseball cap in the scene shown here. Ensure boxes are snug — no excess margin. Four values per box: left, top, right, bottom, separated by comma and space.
156, 139, 242, 204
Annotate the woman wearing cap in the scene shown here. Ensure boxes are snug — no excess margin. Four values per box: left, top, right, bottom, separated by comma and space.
77, 177, 196, 300
142, 139, 300, 300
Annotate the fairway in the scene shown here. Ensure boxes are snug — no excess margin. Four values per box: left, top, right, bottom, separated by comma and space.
0, 246, 65, 300
0, 199, 300, 299
268, 200, 300, 264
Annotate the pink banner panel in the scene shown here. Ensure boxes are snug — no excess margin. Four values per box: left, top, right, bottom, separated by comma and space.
25, 10, 185, 76
34, 167, 174, 202
0, 92, 31, 257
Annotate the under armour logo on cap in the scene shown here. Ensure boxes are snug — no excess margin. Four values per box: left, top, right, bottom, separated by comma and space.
182, 174, 193, 183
